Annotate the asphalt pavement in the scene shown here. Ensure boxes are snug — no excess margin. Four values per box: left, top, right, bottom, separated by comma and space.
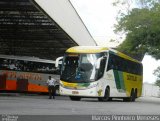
0, 93, 159, 115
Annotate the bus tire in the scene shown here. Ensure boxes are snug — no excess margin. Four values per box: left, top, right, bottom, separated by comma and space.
135, 88, 137, 98
123, 89, 135, 102
130, 89, 135, 102
70, 96, 81, 101
98, 87, 110, 102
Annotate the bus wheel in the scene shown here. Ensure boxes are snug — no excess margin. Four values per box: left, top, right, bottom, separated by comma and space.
123, 89, 135, 102
98, 87, 110, 102
70, 96, 81, 101
130, 89, 135, 102
135, 89, 137, 98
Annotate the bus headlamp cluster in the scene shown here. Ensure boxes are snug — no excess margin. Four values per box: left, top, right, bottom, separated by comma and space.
88, 83, 98, 89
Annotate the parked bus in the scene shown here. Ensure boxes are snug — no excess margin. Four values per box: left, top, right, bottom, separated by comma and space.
58, 46, 143, 102
0, 55, 60, 93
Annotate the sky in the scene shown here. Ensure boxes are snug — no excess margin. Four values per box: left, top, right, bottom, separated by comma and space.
71, 0, 119, 47
70, 0, 160, 84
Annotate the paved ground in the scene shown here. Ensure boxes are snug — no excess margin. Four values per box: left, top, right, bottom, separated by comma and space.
0, 93, 160, 115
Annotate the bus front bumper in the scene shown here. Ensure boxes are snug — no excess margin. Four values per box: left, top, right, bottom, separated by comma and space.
59, 86, 100, 97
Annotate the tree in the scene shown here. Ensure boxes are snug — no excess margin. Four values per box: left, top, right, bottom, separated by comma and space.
153, 67, 160, 87
155, 80, 160, 87
114, 1, 160, 61
113, 0, 160, 82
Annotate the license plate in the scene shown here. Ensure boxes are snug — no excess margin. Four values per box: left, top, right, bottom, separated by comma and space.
72, 91, 79, 94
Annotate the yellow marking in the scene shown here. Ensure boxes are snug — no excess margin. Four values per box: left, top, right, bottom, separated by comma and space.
61, 81, 78, 88
123, 72, 143, 97
66, 46, 140, 64
66, 46, 108, 53
97, 89, 102, 96
117, 51, 140, 63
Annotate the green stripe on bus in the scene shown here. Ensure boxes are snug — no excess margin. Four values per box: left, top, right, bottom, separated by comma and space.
119, 71, 125, 91
113, 70, 121, 89
113, 70, 125, 92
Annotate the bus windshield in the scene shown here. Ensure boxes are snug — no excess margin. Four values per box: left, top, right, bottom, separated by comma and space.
60, 53, 106, 83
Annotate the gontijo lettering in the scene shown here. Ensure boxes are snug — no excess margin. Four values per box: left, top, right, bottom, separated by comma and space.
127, 75, 137, 81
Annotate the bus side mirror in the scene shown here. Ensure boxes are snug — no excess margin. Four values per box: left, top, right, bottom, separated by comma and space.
55, 56, 63, 69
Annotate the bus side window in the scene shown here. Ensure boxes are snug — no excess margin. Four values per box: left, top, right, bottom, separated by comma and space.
126, 60, 131, 73
97, 57, 106, 79
107, 58, 113, 71
107, 53, 119, 71
113, 55, 119, 70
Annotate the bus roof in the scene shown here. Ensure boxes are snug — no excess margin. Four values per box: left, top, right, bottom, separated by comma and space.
66, 46, 109, 54
0, 54, 55, 64
66, 46, 141, 63
109, 49, 141, 63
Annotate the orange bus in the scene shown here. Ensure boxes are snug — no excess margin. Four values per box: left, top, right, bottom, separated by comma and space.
0, 55, 59, 93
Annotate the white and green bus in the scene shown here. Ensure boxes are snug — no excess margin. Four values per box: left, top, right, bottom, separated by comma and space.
58, 46, 143, 102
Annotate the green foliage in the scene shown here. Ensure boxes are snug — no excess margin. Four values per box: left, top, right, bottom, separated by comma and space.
154, 66, 160, 79
115, 2, 160, 60
136, 0, 160, 8
153, 66, 160, 87
155, 80, 160, 87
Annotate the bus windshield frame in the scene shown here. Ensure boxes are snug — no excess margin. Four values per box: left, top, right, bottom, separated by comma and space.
60, 53, 107, 83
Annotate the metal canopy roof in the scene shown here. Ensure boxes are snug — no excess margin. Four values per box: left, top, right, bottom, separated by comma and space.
0, 0, 78, 60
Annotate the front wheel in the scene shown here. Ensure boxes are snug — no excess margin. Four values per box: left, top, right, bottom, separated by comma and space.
70, 96, 81, 101
98, 87, 110, 102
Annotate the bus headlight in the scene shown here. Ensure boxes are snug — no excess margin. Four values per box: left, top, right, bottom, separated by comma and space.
88, 83, 98, 89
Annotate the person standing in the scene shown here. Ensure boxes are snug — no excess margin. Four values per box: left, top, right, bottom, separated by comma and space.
47, 76, 56, 99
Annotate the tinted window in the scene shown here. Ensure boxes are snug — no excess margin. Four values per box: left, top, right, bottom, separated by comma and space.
107, 53, 142, 75
0, 58, 56, 74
